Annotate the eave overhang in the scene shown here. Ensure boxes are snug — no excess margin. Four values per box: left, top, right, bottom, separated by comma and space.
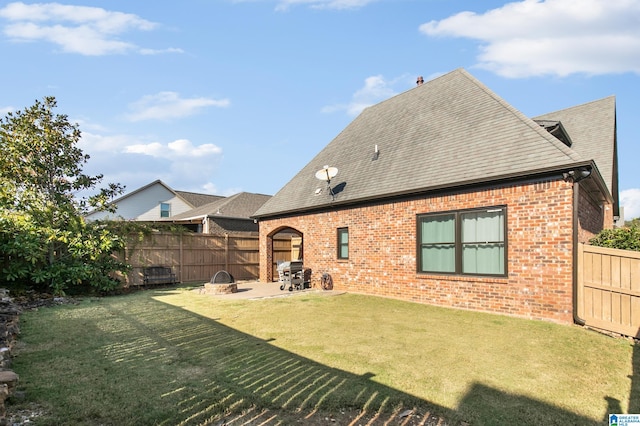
253, 161, 612, 221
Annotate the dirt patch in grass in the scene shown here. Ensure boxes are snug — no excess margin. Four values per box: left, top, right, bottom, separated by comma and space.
10, 292, 78, 311
5, 403, 48, 425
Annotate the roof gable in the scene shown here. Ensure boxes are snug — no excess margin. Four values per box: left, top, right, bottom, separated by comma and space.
534, 96, 617, 202
108, 179, 178, 206
255, 68, 587, 218
85, 179, 184, 220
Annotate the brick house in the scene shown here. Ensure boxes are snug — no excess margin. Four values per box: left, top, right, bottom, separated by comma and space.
253, 69, 619, 324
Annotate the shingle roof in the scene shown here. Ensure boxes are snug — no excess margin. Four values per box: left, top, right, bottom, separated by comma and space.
175, 191, 224, 208
534, 96, 617, 201
254, 68, 596, 218
170, 192, 271, 220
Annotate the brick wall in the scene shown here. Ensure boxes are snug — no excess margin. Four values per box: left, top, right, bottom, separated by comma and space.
259, 178, 607, 324
577, 182, 611, 242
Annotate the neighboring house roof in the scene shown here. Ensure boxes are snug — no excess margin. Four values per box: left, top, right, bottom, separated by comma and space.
85, 179, 271, 224
174, 190, 224, 208
84, 179, 190, 220
87, 179, 198, 214
111, 179, 186, 207
85, 179, 243, 221
168, 192, 272, 221
534, 96, 618, 213
254, 68, 608, 218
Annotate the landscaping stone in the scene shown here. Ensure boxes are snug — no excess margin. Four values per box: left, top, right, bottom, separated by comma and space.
0, 371, 18, 393
202, 283, 238, 294
0, 292, 20, 425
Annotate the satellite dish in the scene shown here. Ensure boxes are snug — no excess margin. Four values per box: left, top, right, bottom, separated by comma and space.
315, 165, 338, 183
314, 165, 339, 201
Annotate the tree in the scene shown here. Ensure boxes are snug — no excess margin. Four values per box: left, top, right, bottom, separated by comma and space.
0, 97, 127, 294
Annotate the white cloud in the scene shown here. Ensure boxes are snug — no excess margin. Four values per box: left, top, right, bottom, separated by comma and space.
201, 182, 242, 196
620, 188, 640, 220
420, 0, 640, 78
124, 139, 222, 159
202, 182, 219, 194
72, 118, 108, 133
231, 0, 377, 12
139, 47, 185, 55
80, 131, 138, 152
76, 128, 228, 197
121, 139, 224, 193
0, 2, 179, 56
0, 2, 155, 30
274, 0, 377, 11
124, 142, 165, 157
127, 92, 230, 122
322, 74, 405, 116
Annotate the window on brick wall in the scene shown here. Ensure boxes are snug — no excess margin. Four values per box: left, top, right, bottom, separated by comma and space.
418, 206, 506, 276
337, 227, 349, 259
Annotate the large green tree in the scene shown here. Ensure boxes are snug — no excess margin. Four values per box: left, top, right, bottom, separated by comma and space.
0, 97, 127, 294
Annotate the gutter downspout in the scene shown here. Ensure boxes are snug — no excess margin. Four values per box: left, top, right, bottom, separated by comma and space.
572, 179, 586, 326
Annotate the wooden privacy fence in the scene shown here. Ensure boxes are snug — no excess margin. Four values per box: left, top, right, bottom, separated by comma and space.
121, 233, 291, 286
577, 243, 640, 337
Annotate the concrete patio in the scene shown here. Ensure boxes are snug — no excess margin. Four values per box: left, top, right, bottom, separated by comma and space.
197, 280, 342, 300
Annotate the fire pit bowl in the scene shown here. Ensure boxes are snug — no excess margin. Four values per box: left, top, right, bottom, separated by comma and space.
203, 270, 237, 294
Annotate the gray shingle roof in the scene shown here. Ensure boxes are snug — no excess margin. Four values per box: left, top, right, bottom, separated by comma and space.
170, 192, 271, 220
254, 68, 599, 218
534, 96, 617, 200
174, 191, 224, 208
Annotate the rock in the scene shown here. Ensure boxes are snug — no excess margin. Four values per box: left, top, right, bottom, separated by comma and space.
399, 409, 413, 418
0, 290, 22, 424
0, 371, 18, 392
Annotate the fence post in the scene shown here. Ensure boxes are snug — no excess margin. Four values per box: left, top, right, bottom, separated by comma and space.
225, 234, 229, 272
123, 244, 129, 286
179, 233, 184, 283
577, 243, 584, 319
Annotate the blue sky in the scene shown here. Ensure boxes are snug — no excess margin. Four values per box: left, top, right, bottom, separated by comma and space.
1, 0, 639, 218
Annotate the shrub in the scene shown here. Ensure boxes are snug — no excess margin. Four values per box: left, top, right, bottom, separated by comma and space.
589, 225, 640, 252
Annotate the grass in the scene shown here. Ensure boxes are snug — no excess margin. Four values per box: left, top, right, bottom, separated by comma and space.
8, 285, 640, 425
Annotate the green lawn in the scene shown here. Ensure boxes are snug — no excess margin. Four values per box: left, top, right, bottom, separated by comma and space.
8, 286, 639, 425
